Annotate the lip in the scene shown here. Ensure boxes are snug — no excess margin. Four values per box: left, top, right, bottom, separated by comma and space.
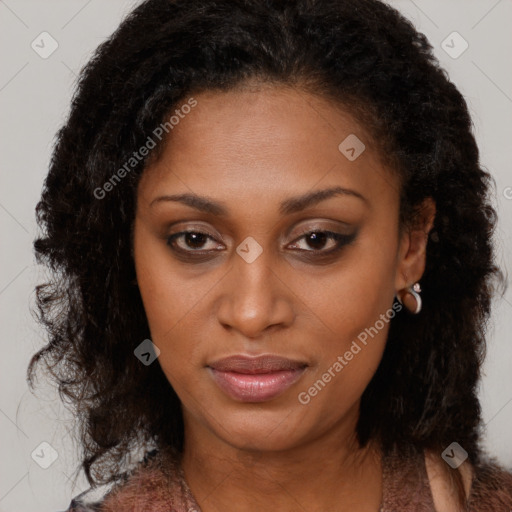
207, 355, 308, 402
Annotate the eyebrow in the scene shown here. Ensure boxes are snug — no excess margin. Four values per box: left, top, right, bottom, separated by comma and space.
150, 185, 368, 216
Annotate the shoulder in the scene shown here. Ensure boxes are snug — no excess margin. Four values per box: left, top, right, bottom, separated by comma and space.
61, 491, 108, 512
424, 449, 512, 511
62, 449, 161, 512
74, 446, 199, 512
468, 455, 512, 510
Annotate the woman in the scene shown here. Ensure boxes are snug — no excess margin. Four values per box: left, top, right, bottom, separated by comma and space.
28, 0, 512, 510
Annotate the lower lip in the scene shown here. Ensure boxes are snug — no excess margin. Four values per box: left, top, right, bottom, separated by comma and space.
208, 367, 306, 402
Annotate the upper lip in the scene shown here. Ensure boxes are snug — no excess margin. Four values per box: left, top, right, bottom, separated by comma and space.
208, 354, 308, 374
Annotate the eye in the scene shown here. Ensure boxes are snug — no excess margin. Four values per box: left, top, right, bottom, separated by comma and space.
287, 230, 357, 254
166, 228, 357, 260
167, 231, 224, 254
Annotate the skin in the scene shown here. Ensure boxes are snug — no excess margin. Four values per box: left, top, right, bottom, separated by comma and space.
133, 83, 437, 511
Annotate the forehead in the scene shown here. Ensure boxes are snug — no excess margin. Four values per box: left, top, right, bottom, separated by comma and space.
139, 85, 398, 211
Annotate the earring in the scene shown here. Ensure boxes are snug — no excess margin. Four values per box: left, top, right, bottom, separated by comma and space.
397, 282, 422, 314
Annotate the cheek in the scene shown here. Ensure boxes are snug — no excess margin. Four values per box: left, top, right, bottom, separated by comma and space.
293, 232, 398, 408
134, 257, 203, 404
133, 223, 205, 378
289, 228, 398, 341
134, 221, 210, 338
296, 290, 392, 423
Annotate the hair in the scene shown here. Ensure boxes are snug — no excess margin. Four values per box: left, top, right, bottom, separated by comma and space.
28, 0, 505, 504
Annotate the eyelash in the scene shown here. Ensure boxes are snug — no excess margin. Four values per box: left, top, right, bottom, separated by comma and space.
166, 229, 357, 260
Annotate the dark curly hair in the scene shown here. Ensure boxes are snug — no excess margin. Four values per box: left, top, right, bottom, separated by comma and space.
28, 0, 505, 497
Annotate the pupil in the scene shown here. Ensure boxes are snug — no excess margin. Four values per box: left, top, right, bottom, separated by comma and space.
307, 232, 327, 250
186, 232, 206, 248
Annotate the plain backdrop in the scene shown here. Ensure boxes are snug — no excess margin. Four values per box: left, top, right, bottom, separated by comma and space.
1, 1, 511, 510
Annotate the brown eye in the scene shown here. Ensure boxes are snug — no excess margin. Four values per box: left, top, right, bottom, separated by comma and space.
303, 232, 330, 250
166, 229, 357, 263
167, 231, 224, 253
288, 231, 357, 254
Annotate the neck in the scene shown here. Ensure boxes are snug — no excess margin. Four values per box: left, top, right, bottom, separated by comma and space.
180, 409, 382, 512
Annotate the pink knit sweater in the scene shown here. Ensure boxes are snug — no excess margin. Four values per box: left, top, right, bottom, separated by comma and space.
65, 447, 512, 511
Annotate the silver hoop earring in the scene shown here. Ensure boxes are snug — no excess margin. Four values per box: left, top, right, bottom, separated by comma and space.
397, 282, 422, 314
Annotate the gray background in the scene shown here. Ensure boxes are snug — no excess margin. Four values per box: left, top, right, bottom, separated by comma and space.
1, 1, 511, 510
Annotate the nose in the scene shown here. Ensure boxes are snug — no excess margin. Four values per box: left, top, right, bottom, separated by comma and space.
215, 248, 295, 339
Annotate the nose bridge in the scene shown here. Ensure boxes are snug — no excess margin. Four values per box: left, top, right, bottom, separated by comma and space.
231, 236, 277, 304
216, 235, 293, 336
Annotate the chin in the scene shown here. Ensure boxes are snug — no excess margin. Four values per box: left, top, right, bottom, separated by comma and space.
207, 406, 314, 452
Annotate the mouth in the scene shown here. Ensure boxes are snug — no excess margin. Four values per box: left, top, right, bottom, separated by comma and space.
207, 354, 308, 402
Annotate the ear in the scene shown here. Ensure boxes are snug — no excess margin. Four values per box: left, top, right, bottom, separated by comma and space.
395, 197, 436, 291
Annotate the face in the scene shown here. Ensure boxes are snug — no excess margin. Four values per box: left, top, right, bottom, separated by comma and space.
133, 84, 427, 453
